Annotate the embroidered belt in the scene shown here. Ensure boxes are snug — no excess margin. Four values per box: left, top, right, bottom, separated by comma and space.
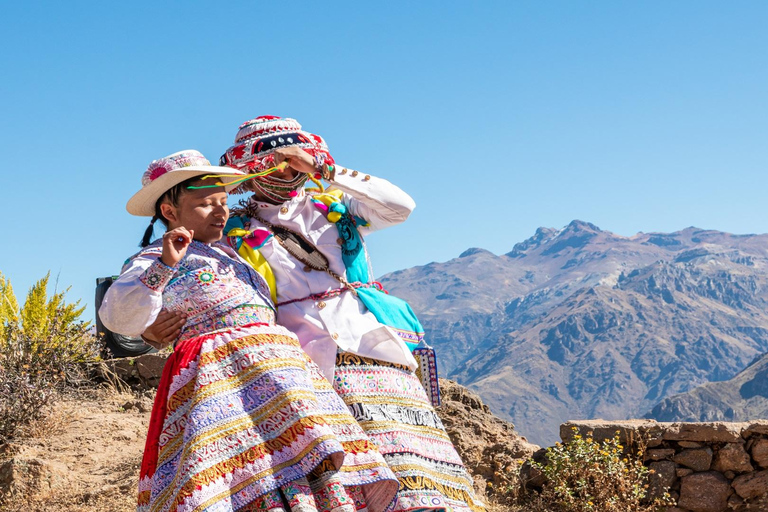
277, 281, 387, 307
177, 304, 276, 342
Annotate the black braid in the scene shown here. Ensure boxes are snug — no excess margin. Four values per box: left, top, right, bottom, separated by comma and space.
139, 216, 158, 248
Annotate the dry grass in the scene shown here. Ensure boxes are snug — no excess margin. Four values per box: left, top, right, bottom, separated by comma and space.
10, 403, 75, 444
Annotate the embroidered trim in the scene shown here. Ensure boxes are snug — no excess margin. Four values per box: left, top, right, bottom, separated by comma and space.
414, 346, 441, 407
332, 352, 482, 511
177, 305, 276, 343
139, 259, 176, 291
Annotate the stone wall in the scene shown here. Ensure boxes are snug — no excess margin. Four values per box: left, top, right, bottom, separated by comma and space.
561, 419, 768, 512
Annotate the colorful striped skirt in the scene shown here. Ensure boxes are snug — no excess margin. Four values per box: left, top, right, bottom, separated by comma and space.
138, 324, 398, 512
333, 353, 485, 512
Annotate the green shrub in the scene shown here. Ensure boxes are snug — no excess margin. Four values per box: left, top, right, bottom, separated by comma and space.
529, 427, 673, 512
0, 272, 102, 443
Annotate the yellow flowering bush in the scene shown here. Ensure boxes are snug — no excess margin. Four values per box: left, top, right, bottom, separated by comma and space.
0, 272, 102, 442
529, 427, 672, 512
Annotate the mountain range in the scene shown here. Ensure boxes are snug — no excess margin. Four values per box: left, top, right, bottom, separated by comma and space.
379, 220, 768, 445
647, 351, 768, 422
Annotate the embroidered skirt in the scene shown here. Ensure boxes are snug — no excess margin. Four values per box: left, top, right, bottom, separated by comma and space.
138, 324, 398, 512
333, 353, 485, 512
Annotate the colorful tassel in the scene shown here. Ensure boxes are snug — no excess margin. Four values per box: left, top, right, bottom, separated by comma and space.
187, 162, 290, 189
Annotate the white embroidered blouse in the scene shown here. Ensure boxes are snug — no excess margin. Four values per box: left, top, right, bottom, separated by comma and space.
99, 240, 275, 341
242, 169, 418, 380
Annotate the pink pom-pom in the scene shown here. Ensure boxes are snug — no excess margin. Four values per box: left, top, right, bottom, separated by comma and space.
289, 190, 298, 197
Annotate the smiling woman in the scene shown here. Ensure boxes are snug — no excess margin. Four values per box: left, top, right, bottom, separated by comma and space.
98, 150, 399, 512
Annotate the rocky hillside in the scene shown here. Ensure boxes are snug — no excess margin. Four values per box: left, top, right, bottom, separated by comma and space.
380, 221, 768, 445
647, 351, 768, 422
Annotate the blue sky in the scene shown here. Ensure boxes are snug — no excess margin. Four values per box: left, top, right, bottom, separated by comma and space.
1, 1, 767, 320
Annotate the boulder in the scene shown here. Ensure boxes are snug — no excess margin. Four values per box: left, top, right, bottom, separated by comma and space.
711, 443, 753, 473
663, 422, 747, 443
673, 447, 713, 472
646, 448, 675, 461
136, 353, 168, 388
751, 438, 768, 469
742, 421, 768, 437
731, 470, 768, 500
106, 352, 169, 389
560, 419, 661, 448
519, 448, 548, 489
648, 460, 676, 501
677, 471, 730, 512
436, 379, 538, 496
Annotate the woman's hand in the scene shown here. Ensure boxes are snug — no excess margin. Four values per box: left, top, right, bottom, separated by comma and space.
273, 147, 316, 175
141, 310, 186, 349
161, 227, 194, 267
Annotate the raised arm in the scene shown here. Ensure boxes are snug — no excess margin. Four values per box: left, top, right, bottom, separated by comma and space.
331, 167, 416, 234
271, 146, 416, 233
99, 227, 192, 337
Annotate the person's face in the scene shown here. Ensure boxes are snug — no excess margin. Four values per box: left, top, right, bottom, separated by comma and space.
160, 186, 229, 243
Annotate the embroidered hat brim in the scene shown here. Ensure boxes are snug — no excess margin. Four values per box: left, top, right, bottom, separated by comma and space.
126, 166, 245, 217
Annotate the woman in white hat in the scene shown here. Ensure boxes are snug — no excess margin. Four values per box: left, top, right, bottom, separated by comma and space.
215, 117, 485, 512
99, 150, 397, 512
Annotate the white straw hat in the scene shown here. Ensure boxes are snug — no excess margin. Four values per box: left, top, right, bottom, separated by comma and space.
127, 150, 245, 216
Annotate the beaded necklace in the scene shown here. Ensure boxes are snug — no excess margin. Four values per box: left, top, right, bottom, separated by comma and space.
250, 173, 308, 204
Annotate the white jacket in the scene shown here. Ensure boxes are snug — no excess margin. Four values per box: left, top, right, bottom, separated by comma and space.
244, 169, 418, 380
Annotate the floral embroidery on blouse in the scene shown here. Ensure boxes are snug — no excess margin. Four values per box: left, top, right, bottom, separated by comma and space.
132, 240, 275, 340
195, 269, 217, 286
139, 259, 176, 291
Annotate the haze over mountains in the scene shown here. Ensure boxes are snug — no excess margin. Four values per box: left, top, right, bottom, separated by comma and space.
380, 221, 768, 445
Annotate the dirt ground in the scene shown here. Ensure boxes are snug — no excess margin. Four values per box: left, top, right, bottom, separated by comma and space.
0, 387, 152, 511
0, 384, 521, 511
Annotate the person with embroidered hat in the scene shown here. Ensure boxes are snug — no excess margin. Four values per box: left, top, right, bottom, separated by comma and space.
216, 117, 485, 512
99, 150, 398, 512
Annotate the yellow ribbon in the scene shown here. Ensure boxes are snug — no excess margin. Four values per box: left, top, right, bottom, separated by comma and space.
228, 228, 277, 304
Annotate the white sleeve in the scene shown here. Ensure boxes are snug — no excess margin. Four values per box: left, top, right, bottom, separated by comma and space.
329, 168, 416, 235
98, 254, 176, 337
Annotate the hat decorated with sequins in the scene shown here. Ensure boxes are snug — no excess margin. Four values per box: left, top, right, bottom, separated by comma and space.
220, 116, 335, 179
127, 150, 245, 216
